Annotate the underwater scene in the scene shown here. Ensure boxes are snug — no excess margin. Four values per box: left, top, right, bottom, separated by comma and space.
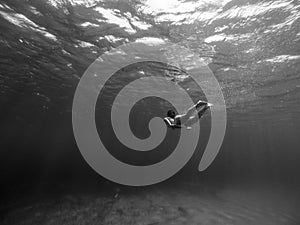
0, 0, 300, 224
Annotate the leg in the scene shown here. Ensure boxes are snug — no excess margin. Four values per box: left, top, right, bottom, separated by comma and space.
184, 105, 210, 127
179, 100, 209, 125
184, 100, 208, 117
197, 104, 210, 118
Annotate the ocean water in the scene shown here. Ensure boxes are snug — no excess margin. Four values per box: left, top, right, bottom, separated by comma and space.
0, 0, 299, 224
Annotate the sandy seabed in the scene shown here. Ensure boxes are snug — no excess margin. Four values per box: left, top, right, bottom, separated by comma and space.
1, 182, 299, 225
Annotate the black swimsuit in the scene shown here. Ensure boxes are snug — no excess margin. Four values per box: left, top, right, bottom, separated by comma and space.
175, 117, 181, 126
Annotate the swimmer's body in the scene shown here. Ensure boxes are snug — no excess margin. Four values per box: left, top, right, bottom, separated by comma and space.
163, 100, 212, 129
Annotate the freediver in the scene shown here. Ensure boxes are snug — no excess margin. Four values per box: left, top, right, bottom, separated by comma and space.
164, 100, 212, 129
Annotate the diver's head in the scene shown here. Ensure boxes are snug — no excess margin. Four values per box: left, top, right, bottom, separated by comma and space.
167, 109, 176, 118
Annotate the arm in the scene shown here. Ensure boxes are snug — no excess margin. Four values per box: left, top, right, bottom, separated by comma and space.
163, 117, 172, 126
163, 118, 182, 129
